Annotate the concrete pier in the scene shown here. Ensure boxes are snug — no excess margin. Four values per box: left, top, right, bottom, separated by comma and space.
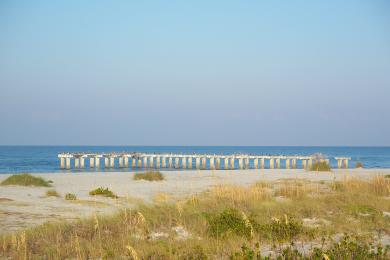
182, 157, 187, 169
110, 157, 114, 168
238, 158, 243, 169
188, 158, 192, 169
254, 159, 259, 169
210, 157, 215, 170
150, 157, 154, 168
58, 152, 348, 171
260, 158, 264, 169
168, 157, 173, 168
90, 157, 95, 168
270, 158, 274, 169
201, 158, 206, 170
156, 157, 161, 168
224, 158, 229, 169
292, 159, 296, 169
60, 157, 65, 169
162, 157, 166, 168
276, 158, 280, 169
335, 157, 351, 169
302, 160, 307, 169
245, 157, 250, 169
95, 157, 100, 168
174, 157, 179, 168
285, 159, 290, 169
66, 158, 70, 169
74, 158, 80, 168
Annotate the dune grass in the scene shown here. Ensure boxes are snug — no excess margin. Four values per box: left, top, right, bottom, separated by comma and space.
134, 171, 164, 181
355, 161, 364, 168
1, 173, 51, 187
310, 160, 331, 171
1, 177, 389, 259
64, 193, 77, 200
45, 189, 60, 197
89, 187, 118, 198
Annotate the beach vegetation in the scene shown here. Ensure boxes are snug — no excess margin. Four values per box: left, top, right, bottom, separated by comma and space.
1, 177, 389, 259
89, 187, 118, 198
134, 171, 164, 181
46, 189, 60, 197
310, 160, 331, 171
355, 161, 364, 168
1, 173, 51, 187
65, 193, 77, 200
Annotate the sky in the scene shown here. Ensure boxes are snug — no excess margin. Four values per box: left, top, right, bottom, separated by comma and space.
0, 0, 389, 146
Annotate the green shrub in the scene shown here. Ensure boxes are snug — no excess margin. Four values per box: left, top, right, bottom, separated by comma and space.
1, 173, 51, 187
312, 235, 390, 259
89, 187, 118, 198
65, 193, 77, 200
134, 171, 164, 181
230, 243, 262, 260
46, 189, 60, 197
204, 209, 256, 239
260, 215, 304, 242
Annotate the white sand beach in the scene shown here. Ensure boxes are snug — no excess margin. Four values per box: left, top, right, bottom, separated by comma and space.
0, 169, 389, 234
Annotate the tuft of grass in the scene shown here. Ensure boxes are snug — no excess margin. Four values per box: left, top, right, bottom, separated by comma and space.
310, 161, 331, 171
133, 171, 164, 181
89, 187, 118, 198
355, 161, 364, 168
65, 193, 77, 200
1, 173, 51, 187
46, 189, 60, 197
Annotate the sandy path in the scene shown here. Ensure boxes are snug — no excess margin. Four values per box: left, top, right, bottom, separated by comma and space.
0, 169, 388, 234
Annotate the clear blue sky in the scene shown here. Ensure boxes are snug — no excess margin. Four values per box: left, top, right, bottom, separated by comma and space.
0, 1, 389, 146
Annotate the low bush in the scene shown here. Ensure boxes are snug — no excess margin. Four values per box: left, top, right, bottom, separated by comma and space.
1, 173, 51, 187
134, 171, 164, 181
89, 187, 118, 198
46, 189, 60, 197
312, 235, 390, 259
65, 193, 77, 200
204, 209, 256, 239
260, 215, 304, 242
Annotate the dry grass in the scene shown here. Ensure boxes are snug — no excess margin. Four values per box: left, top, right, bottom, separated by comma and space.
333, 176, 390, 196
134, 171, 164, 181
1, 177, 389, 259
45, 189, 60, 197
310, 161, 331, 171
208, 183, 272, 205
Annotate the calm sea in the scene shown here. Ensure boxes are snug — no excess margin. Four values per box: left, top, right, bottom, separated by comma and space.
0, 146, 389, 173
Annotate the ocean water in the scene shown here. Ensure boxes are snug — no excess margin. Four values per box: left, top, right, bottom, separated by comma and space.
0, 146, 389, 174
